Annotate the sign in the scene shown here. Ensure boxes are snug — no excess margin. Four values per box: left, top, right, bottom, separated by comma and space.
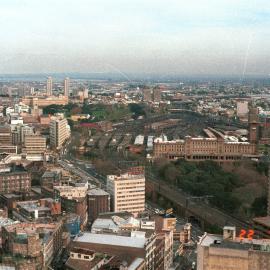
239, 229, 255, 240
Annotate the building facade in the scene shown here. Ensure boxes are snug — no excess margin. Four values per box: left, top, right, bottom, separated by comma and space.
153, 136, 257, 162
21, 95, 68, 108
0, 125, 12, 145
2, 222, 63, 268
50, 118, 70, 149
237, 100, 249, 118
23, 134, 46, 154
87, 188, 110, 223
46, 76, 53, 96
197, 226, 270, 270
107, 173, 145, 215
64, 77, 70, 98
54, 184, 88, 227
248, 107, 259, 144
0, 165, 31, 194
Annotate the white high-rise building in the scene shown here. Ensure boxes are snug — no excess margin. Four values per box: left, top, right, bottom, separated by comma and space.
50, 118, 70, 149
46, 76, 53, 96
107, 172, 145, 215
64, 77, 70, 98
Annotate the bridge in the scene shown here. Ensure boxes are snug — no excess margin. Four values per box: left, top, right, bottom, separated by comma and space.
145, 176, 250, 232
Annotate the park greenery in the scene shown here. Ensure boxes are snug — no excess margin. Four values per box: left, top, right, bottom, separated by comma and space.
43, 103, 146, 122
251, 195, 267, 217
154, 159, 243, 213
43, 103, 79, 116
154, 159, 267, 217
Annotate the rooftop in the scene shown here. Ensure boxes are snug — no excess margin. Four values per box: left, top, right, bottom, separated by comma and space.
199, 232, 270, 252
74, 232, 146, 249
42, 170, 60, 178
16, 200, 52, 213
65, 257, 104, 270
88, 188, 110, 196
128, 258, 144, 270
0, 165, 27, 175
0, 217, 19, 227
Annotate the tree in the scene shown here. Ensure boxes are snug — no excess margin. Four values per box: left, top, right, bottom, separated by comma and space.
251, 196, 267, 217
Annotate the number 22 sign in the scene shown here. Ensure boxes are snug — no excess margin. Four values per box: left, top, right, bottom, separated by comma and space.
239, 229, 254, 240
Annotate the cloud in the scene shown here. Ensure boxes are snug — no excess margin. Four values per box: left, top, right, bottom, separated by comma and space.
0, 0, 269, 75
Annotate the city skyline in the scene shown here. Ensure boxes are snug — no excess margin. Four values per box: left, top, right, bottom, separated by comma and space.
0, 0, 270, 77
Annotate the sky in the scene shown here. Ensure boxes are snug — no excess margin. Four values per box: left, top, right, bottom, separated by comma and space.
0, 0, 270, 77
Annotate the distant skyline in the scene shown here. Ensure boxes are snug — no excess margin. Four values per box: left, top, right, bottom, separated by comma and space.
0, 0, 270, 77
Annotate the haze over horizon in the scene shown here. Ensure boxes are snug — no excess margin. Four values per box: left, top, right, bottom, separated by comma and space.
0, 0, 270, 77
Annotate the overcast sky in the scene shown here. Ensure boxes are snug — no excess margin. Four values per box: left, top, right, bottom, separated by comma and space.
0, 0, 269, 76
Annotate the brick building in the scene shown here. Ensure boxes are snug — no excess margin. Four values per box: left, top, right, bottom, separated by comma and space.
12, 198, 61, 222
87, 188, 110, 223
0, 165, 31, 194
153, 128, 257, 162
54, 184, 88, 228
69, 231, 156, 270
2, 222, 63, 268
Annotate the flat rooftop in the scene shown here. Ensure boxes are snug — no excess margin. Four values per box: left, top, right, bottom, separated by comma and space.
88, 188, 109, 196
16, 201, 51, 212
0, 217, 18, 227
74, 232, 146, 249
199, 233, 270, 251
0, 165, 27, 175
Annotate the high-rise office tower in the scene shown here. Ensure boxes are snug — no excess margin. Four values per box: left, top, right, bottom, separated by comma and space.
106, 171, 145, 215
50, 118, 70, 149
236, 100, 249, 117
46, 76, 53, 96
64, 77, 70, 98
248, 107, 259, 144
143, 88, 152, 102
153, 87, 162, 102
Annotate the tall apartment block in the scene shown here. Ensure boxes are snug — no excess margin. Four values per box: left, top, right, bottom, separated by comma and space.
248, 107, 259, 144
106, 172, 145, 215
46, 76, 53, 96
50, 118, 70, 149
64, 77, 70, 98
236, 100, 249, 118
142, 87, 162, 102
